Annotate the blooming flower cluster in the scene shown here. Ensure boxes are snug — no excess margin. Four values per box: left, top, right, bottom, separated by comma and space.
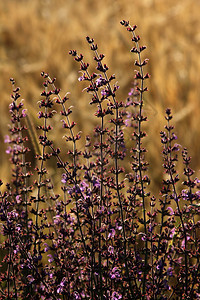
0, 20, 200, 299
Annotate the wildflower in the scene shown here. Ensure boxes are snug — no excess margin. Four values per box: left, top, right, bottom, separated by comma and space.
44, 243, 50, 252
108, 246, 114, 255
61, 173, 69, 184
108, 228, 116, 239
27, 275, 35, 284
16, 195, 21, 204
156, 259, 164, 272
47, 254, 54, 263
181, 235, 190, 249
110, 267, 121, 280
169, 228, 176, 239
78, 73, 85, 81
92, 177, 100, 189
73, 291, 81, 299
166, 267, 173, 277
5, 146, 12, 154
167, 206, 174, 215
111, 291, 122, 300
21, 109, 27, 117
53, 215, 61, 225
4, 135, 11, 143
57, 277, 66, 294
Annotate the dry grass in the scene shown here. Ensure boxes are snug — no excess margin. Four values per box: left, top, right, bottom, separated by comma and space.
0, 0, 200, 194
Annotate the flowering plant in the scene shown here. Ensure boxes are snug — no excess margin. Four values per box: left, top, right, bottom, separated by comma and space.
0, 20, 199, 300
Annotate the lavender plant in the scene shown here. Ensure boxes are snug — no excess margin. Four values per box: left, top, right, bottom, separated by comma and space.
0, 20, 200, 300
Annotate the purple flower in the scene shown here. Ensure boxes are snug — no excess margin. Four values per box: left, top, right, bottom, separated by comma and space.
101, 89, 107, 97
57, 277, 66, 294
16, 195, 21, 204
172, 133, 178, 140
53, 215, 61, 225
27, 275, 35, 284
156, 259, 164, 271
163, 279, 170, 290
169, 228, 175, 239
115, 222, 122, 231
148, 223, 153, 233
9, 102, 15, 111
64, 213, 75, 225
6, 146, 12, 154
113, 84, 119, 92
108, 245, 114, 255
38, 111, 44, 118
110, 267, 121, 280
167, 206, 174, 215
96, 75, 107, 87
92, 177, 100, 189
181, 235, 190, 249
44, 243, 50, 252
108, 228, 116, 239
182, 189, 190, 201
78, 72, 88, 81
166, 267, 173, 277
128, 88, 134, 96
15, 224, 22, 232
96, 75, 103, 87
47, 254, 54, 263
78, 75, 84, 81
111, 291, 122, 300
61, 173, 68, 184
21, 109, 27, 117
124, 118, 131, 127
80, 180, 89, 192
4, 135, 11, 144
73, 291, 81, 299
139, 233, 147, 241
40, 283, 45, 291
8, 210, 18, 219
13, 245, 20, 255
195, 190, 200, 199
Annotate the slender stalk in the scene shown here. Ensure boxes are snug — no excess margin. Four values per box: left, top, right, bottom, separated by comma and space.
47, 75, 91, 260
91, 45, 136, 297
11, 81, 29, 230
76, 56, 105, 298
166, 116, 188, 294
34, 103, 47, 256
16, 234, 57, 300
49, 145, 89, 258
126, 22, 149, 296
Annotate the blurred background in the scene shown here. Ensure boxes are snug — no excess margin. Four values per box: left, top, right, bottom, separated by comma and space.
0, 0, 200, 195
